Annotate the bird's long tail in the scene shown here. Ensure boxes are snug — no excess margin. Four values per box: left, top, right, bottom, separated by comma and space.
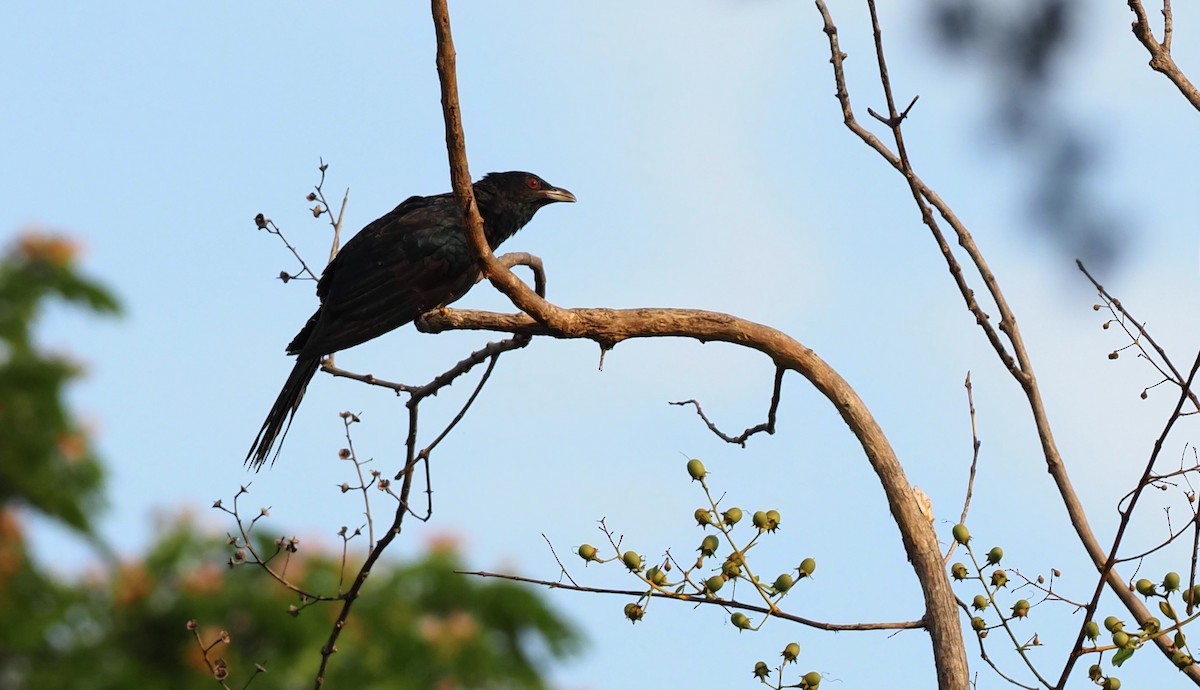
246, 355, 321, 471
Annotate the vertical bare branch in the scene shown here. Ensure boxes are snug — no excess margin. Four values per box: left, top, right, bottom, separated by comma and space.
429, 2, 968, 687
1127, 0, 1200, 110
815, 0, 1200, 684
1062, 349, 1200, 686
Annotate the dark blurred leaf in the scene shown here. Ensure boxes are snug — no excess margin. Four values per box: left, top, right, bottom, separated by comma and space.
924, 0, 1122, 270
0, 231, 120, 534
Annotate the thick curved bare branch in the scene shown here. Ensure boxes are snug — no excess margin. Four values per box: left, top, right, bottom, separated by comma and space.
431, 2, 965, 687
420, 304, 969, 689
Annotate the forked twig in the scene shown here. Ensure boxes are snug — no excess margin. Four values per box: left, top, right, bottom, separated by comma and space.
670, 367, 785, 446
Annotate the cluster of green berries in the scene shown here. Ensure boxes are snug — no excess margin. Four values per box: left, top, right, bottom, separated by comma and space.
751, 642, 819, 688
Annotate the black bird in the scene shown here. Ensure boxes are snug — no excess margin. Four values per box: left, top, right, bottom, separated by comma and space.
246, 171, 575, 470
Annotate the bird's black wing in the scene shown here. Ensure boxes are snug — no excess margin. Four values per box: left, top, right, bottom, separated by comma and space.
314, 193, 427, 302
289, 193, 479, 357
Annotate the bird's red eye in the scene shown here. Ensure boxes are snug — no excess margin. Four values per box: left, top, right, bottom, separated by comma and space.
526, 176, 541, 190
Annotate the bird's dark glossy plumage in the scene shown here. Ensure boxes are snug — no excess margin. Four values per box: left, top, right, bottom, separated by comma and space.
246, 171, 575, 470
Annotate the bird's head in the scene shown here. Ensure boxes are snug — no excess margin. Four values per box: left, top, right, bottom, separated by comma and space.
477, 171, 576, 209
473, 171, 575, 246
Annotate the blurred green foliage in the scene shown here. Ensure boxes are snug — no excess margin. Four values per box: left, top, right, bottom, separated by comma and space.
0, 232, 118, 534
1, 514, 579, 689
0, 231, 580, 688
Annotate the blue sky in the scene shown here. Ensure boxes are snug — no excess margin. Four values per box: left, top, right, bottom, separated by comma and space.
5, 2, 1200, 688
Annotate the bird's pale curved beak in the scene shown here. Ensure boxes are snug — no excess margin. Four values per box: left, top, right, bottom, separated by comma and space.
542, 187, 577, 203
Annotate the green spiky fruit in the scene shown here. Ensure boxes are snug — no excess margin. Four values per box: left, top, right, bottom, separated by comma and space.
687, 458, 707, 480
1011, 599, 1030, 618
646, 566, 668, 587
752, 661, 770, 679
1084, 620, 1100, 641
731, 612, 751, 630
721, 558, 743, 579
782, 642, 800, 663
1163, 571, 1181, 592
722, 507, 743, 526
950, 562, 969, 581
705, 575, 725, 594
985, 547, 1003, 565
577, 544, 598, 562
622, 551, 643, 572
765, 509, 781, 532
990, 569, 1008, 588
971, 595, 989, 611
774, 573, 795, 594
951, 523, 971, 545
699, 534, 720, 557
694, 508, 714, 527
802, 671, 822, 689
1136, 578, 1156, 597
1104, 616, 1124, 632
798, 557, 816, 578
623, 602, 644, 623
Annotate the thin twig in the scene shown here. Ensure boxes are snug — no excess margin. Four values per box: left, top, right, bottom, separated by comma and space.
413, 352, 503, 461
340, 413, 376, 551
1065, 347, 1200, 685
1078, 260, 1200, 411
959, 372, 981, 526
542, 533, 581, 588
214, 488, 332, 604
459, 569, 923, 632
254, 215, 318, 282
814, 0, 1194, 682
1127, 0, 1200, 110
669, 367, 785, 446
946, 372, 982, 563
